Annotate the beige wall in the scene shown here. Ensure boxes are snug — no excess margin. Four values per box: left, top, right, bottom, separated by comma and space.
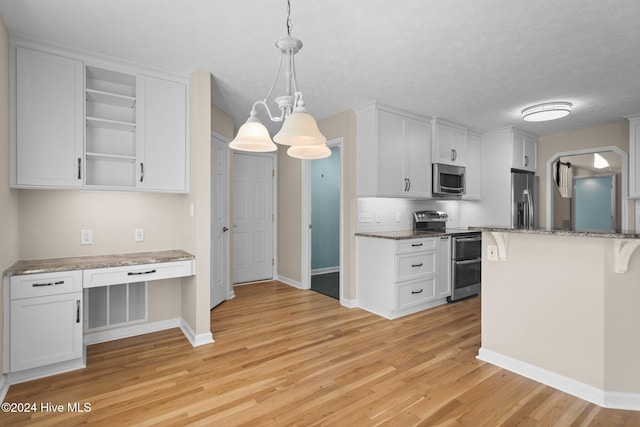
538, 122, 631, 229
275, 109, 357, 299
318, 110, 357, 300
276, 148, 302, 282
0, 15, 19, 377
181, 69, 211, 337
212, 103, 234, 140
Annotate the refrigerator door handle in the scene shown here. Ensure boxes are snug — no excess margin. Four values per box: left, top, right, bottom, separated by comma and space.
524, 189, 534, 229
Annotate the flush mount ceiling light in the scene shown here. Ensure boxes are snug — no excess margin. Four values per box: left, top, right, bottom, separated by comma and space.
522, 102, 572, 122
229, 0, 329, 159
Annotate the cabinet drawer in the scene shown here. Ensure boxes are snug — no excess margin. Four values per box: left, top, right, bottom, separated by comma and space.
396, 238, 437, 254
396, 252, 436, 282
83, 260, 194, 288
11, 270, 83, 300
396, 278, 436, 310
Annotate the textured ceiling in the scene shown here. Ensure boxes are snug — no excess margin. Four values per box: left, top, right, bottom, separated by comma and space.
1, 0, 639, 137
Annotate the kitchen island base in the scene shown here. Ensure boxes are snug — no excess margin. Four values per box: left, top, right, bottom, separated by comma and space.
477, 229, 640, 411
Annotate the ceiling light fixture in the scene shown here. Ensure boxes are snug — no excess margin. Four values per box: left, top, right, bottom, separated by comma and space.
229, 0, 329, 159
593, 153, 609, 169
522, 102, 572, 122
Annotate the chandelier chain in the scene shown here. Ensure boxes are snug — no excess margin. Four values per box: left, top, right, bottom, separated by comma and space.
286, 0, 292, 36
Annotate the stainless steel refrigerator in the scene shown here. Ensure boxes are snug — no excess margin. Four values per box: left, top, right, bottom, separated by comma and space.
511, 169, 537, 229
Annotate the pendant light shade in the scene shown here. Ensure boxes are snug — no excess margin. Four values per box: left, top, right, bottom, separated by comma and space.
229, 115, 277, 152
287, 143, 331, 159
273, 110, 327, 146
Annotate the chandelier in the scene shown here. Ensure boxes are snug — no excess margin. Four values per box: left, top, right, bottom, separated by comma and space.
229, 0, 330, 159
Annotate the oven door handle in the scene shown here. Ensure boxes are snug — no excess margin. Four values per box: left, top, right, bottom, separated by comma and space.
454, 237, 482, 243
454, 259, 481, 265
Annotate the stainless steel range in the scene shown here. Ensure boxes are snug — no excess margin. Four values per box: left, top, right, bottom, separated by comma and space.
413, 210, 482, 302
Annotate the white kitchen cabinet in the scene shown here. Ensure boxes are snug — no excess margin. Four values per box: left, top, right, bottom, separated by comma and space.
12, 45, 189, 193
137, 75, 188, 192
14, 47, 84, 188
473, 127, 538, 226
628, 114, 640, 198
356, 236, 449, 319
356, 102, 431, 198
9, 271, 83, 372
512, 129, 538, 172
432, 118, 467, 166
464, 130, 481, 200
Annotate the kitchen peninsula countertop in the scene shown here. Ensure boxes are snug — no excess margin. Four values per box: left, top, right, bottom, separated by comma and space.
470, 225, 640, 239
3, 249, 195, 276
356, 230, 452, 240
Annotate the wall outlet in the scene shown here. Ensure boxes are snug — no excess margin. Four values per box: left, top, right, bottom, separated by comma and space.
135, 228, 144, 242
487, 245, 498, 261
375, 213, 382, 223
395, 212, 401, 222
80, 229, 93, 245
358, 212, 371, 223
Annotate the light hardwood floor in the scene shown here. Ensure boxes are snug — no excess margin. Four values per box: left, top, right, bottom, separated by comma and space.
3, 281, 640, 426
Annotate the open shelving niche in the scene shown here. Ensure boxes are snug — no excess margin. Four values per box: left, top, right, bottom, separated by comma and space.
85, 66, 138, 188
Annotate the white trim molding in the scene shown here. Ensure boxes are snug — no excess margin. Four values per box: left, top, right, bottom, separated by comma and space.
179, 319, 214, 347
478, 348, 640, 411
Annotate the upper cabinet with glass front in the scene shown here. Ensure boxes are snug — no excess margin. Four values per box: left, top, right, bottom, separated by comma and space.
11, 46, 188, 193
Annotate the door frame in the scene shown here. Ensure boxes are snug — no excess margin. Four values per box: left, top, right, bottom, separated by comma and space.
301, 137, 344, 299
545, 145, 629, 231
211, 131, 233, 302
231, 151, 278, 284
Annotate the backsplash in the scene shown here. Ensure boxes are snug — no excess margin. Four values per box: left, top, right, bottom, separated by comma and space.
356, 198, 463, 232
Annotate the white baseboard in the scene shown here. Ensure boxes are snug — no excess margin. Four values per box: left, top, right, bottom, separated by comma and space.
311, 267, 339, 275
7, 358, 85, 385
84, 318, 182, 345
478, 347, 640, 411
0, 374, 8, 402
179, 319, 214, 347
275, 275, 303, 289
340, 297, 358, 308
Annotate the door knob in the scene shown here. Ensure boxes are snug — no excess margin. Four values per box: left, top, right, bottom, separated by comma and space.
222, 226, 229, 232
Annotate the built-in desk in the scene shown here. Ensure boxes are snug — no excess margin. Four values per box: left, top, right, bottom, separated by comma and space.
3, 250, 196, 384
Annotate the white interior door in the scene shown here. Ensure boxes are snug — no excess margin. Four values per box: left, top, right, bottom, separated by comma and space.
211, 133, 230, 308
232, 153, 274, 284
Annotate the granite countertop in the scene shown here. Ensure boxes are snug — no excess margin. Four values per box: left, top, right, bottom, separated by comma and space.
470, 226, 640, 239
3, 249, 195, 276
356, 230, 455, 240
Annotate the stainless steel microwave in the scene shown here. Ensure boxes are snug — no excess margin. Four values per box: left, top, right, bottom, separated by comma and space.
432, 163, 466, 196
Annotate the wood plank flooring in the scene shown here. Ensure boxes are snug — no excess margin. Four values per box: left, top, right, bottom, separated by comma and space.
2, 281, 640, 426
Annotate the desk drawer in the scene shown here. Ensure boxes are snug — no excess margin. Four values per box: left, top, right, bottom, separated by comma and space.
83, 260, 194, 288
11, 270, 83, 300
